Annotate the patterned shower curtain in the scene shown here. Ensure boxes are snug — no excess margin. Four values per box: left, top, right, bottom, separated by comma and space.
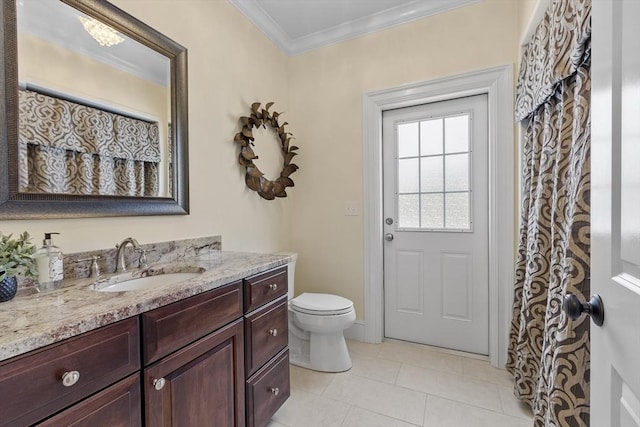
506, 0, 591, 426
18, 90, 161, 197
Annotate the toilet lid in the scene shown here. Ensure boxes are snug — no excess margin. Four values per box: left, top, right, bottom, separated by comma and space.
291, 293, 354, 316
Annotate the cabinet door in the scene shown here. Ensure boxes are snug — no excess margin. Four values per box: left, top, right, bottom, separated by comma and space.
144, 319, 245, 427
37, 373, 141, 427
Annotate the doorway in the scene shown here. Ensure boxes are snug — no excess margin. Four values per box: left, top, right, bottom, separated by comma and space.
361, 66, 514, 367
382, 95, 489, 354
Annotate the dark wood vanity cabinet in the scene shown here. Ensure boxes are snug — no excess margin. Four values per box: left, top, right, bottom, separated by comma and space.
246, 349, 290, 427
141, 280, 244, 365
0, 317, 140, 427
243, 266, 288, 313
142, 281, 245, 427
37, 373, 141, 427
144, 319, 245, 426
0, 266, 291, 427
245, 297, 289, 377
243, 267, 291, 427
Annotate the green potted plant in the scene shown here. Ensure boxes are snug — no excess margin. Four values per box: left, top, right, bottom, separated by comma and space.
0, 232, 37, 302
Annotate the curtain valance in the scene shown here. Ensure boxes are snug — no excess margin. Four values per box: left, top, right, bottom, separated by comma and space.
18, 90, 160, 162
515, 0, 591, 121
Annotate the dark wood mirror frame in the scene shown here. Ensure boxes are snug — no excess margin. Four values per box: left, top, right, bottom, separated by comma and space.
0, 0, 189, 219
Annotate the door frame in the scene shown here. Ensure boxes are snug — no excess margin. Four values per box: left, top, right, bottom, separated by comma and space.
362, 65, 515, 367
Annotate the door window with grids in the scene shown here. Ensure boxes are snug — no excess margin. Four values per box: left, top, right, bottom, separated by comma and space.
396, 113, 472, 231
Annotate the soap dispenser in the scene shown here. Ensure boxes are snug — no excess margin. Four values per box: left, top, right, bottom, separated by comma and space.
34, 232, 64, 292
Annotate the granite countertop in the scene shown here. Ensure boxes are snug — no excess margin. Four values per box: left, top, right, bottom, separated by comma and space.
0, 251, 291, 362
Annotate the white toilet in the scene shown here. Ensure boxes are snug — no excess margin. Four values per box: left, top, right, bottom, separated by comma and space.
284, 253, 356, 372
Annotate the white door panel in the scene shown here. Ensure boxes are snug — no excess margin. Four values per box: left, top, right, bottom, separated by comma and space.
592, 0, 640, 425
395, 249, 424, 315
441, 252, 472, 321
383, 95, 488, 354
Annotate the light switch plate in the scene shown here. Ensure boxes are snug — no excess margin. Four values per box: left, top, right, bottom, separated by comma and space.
344, 201, 358, 216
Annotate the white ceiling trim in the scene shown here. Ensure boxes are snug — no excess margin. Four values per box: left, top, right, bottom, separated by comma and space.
228, 0, 481, 56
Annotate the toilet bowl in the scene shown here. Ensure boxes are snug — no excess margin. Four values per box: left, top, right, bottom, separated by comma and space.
280, 253, 356, 372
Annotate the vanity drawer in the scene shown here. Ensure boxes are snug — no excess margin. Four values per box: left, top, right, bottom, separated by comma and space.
246, 349, 290, 427
245, 296, 288, 376
0, 317, 140, 427
142, 280, 243, 365
244, 266, 287, 313
37, 373, 141, 427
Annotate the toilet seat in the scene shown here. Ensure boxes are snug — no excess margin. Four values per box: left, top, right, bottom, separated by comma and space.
291, 293, 354, 316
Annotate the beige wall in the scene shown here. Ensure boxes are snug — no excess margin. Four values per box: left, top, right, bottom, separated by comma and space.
1, 0, 292, 255
518, 0, 539, 45
287, 0, 520, 319
518, 0, 550, 49
4, 1, 523, 323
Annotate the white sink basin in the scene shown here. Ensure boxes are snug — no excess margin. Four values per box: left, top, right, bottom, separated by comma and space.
95, 272, 202, 292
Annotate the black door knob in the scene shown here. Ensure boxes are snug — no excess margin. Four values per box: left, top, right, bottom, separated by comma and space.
563, 293, 605, 327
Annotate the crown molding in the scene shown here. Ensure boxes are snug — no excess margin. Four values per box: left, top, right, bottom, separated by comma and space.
228, 0, 481, 56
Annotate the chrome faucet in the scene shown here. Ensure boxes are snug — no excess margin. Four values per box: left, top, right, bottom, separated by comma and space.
115, 237, 142, 272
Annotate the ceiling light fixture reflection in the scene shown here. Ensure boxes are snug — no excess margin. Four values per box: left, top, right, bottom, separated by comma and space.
78, 16, 124, 47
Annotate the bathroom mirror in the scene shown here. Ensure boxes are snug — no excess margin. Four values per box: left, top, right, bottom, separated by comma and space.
0, 0, 189, 219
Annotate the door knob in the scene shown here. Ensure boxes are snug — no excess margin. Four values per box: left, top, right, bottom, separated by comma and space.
563, 293, 604, 327
384, 233, 394, 242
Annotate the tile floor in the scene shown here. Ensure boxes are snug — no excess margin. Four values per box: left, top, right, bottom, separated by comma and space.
269, 340, 533, 427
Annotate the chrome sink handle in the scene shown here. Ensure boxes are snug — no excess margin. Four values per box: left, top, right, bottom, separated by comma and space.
136, 249, 154, 269
78, 255, 101, 278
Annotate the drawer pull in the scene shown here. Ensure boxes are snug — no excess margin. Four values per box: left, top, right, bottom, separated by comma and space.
270, 387, 280, 396
269, 328, 278, 337
61, 370, 80, 387
153, 377, 166, 391
269, 283, 278, 291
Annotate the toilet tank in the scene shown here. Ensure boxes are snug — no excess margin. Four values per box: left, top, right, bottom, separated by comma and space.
277, 252, 298, 300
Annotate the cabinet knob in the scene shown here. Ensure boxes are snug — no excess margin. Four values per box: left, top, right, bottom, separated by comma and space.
61, 370, 80, 387
270, 387, 280, 396
269, 283, 278, 291
269, 328, 278, 337
153, 377, 166, 391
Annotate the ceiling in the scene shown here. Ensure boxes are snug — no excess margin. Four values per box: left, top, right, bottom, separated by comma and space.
228, 0, 481, 56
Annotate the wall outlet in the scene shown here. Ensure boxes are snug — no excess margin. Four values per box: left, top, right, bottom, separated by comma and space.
344, 201, 359, 216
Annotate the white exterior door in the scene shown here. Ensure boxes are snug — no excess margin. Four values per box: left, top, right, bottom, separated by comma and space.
591, 1, 640, 425
382, 95, 489, 355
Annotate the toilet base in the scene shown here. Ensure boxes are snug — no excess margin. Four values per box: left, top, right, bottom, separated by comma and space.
289, 330, 352, 373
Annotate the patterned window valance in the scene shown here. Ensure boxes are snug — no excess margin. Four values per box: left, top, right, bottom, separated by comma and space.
19, 90, 160, 162
515, 0, 591, 121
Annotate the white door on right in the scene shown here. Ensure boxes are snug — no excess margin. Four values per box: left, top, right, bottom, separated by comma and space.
591, 0, 640, 425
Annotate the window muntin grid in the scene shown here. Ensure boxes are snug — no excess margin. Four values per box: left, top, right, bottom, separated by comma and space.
396, 114, 472, 231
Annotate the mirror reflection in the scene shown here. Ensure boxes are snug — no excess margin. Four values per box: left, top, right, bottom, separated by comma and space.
16, 0, 172, 198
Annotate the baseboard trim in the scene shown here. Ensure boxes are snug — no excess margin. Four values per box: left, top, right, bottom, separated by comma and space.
344, 320, 365, 342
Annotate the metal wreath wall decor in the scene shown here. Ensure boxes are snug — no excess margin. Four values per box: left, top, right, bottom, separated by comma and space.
234, 102, 299, 200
